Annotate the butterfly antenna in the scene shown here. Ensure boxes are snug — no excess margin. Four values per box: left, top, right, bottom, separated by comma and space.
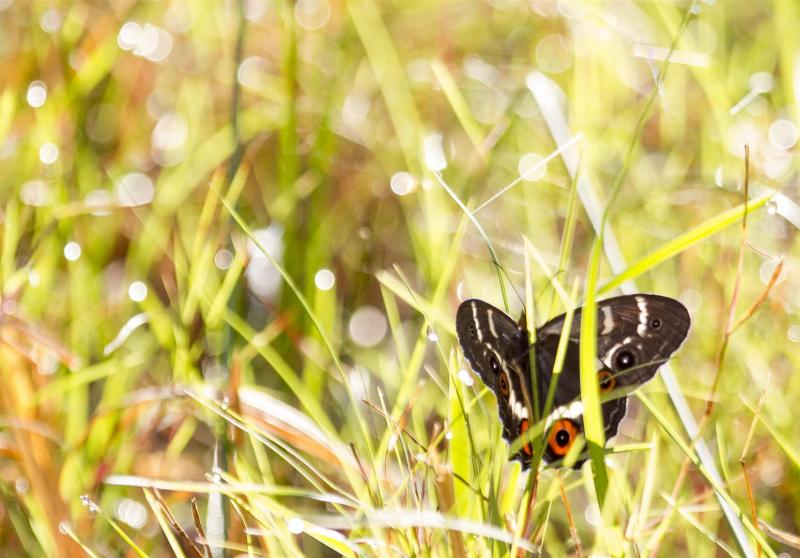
494, 260, 525, 315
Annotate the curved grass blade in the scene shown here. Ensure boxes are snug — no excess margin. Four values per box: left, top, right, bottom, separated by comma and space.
432, 170, 510, 310
599, 192, 773, 295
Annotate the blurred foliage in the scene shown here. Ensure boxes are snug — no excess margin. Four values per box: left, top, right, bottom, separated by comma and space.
0, 0, 799, 556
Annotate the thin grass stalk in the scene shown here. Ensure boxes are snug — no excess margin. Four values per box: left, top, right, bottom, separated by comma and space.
740, 374, 772, 558
558, 473, 583, 557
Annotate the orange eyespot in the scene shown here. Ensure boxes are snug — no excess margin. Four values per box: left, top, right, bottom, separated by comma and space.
498, 372, 510, 397
519, 419, 532, 456
547, 419, 578, 457
598, 369, 616, 394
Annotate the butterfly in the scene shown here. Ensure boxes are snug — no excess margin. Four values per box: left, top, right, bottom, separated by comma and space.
456, 294, 690, 468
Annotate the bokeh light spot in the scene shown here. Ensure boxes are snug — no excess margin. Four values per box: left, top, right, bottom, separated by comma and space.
423, 134, 447, 171
294, 0, 330, 30
152, 112, 188, 151
287, 517, 305, 534
64, 242, 81, 261
246, 224, 285, 300
39, 142, 59, 164
128, 281, 148, 302
348, 306, 387, 347
26, 81, 47, 107
214, 249, 233, 270
314, 268, 335, 291
115, 499, 147, 529
40, 8, 62, 33
390, 172, 416, 196
117, 22, 142, 50
768, 119, 798, 150
20, 180, 50, 206
115, 173, 154, 207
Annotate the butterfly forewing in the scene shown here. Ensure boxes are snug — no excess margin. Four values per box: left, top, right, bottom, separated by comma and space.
456, 299, 532, 450
538, 294, 690, 387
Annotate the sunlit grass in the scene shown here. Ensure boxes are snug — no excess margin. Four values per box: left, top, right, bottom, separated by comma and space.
1, 1, 799, 557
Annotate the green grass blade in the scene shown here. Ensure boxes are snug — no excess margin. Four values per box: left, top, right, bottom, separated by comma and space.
347, 1, 422, 172
579, 242, 608, 504
430, 59, 485, 159
599, 193, 774, 294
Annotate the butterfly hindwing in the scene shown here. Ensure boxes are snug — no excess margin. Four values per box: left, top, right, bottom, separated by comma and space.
531, 331, 631, 466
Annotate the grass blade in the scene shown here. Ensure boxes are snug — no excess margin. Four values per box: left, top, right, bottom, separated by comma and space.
599, 193, 774, 295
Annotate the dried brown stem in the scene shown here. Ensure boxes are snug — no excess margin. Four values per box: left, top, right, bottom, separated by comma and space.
558, 473, 583, 558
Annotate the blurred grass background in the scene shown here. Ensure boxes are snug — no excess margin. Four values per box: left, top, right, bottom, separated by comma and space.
1, 0, 799, 556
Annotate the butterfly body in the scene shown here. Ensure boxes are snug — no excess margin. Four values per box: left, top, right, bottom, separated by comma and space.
456, 295, 690, 468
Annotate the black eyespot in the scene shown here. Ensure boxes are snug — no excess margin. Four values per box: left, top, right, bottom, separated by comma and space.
649, 318, 662, 330
489, 355, 501, 374
468, 323, 477, 338
614, 349, 636, 370
548, 419, 577, 456
498, 372, 509, 396
598, 369, 615, 392
555, 428, 571, 448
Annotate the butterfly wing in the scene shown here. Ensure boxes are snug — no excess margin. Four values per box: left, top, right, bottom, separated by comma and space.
534, 294, 690, 466
538, 294, 691, 388
456, 299, 533, 461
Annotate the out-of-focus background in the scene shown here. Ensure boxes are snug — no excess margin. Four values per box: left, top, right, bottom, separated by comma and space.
0, 1, 798, 556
